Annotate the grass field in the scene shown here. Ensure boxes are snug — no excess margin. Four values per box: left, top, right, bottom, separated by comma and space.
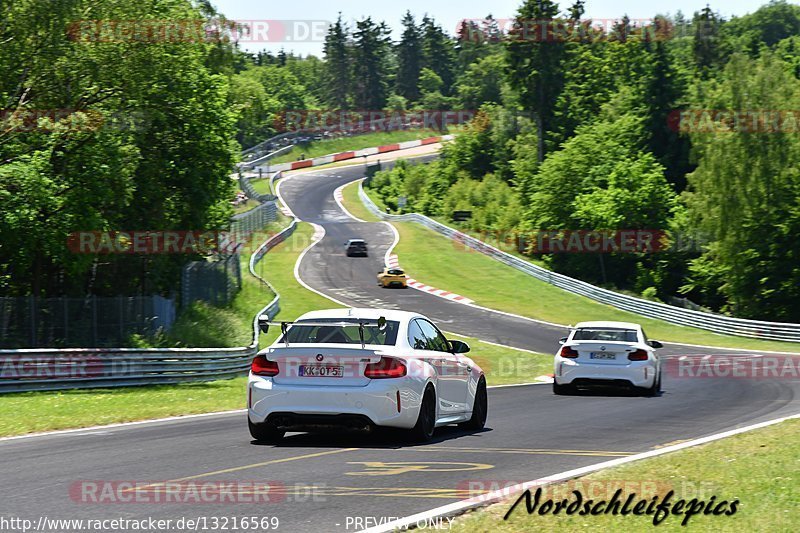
0, 221, 549, 436
269, 129, 444, 164
341, 181, 800, 352
136, 214, 291, 349
452, 418, 800, 532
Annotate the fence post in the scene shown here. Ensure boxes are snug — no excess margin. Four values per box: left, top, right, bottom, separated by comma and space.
118, 295, 124, 345
92, 296, 98, 346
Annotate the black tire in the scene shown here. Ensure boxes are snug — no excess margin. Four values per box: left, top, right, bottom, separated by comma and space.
248, 419, 285, 442
410, 386, 436, 442
640, 371, 661, 397
553, 381, 574, 395
460, 377, 487, 430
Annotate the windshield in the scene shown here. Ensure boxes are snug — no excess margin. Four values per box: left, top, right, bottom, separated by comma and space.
572, 328, 638, 342
280, 318, 399, 345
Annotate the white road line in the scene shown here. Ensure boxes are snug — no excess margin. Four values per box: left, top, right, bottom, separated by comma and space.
358, 411, 800, 533
292, 222, 348, 307
333, 183, 366, 223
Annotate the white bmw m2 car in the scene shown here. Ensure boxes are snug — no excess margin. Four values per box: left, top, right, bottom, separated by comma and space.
248, 308, 487, 442
553, 321, 663, 396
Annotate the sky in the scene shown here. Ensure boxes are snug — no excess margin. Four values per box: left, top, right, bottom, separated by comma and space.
209, 0, 783, 56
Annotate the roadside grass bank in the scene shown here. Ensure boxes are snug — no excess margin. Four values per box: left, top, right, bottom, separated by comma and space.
344, 183, 800, 353
0, 221, 550, 436
0, 377, 248, 437
133, 213, 291, 349
451, 418, 800, 532
269, 129, 445, 165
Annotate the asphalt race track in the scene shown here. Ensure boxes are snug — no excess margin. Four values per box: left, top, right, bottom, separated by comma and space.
2, 158, 798, 533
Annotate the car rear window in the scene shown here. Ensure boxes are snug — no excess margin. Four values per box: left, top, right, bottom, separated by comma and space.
387, 269, 404, 275
572, 328, 638, 342
281, 318, 400, 345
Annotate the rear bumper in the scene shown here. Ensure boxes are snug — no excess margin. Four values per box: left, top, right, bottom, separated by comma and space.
248, 376, 422, 429
380, 279, 407, 288
554, 358, 657, 388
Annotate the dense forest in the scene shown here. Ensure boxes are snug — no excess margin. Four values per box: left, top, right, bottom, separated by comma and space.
2, 0, 799, 322
367, 1, 800, 322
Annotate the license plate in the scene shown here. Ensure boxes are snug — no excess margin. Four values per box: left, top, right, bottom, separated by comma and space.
299, 365, 344, 377
590, 352, 616, 360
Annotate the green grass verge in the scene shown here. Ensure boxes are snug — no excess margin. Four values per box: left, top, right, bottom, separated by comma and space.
249, 177, 274, 196
269, 130, 444, 165
132, 214, 291, 349
452, 418, 800, 532
340, 179, 380, 222
344, 185, 800, 352
0, 377, 249, 436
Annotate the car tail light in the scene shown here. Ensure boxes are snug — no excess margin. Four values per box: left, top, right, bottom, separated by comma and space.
365, 357, 407, 379
628, 349, 649, 361
251, 354, 279, 376
559, 346, 579, 358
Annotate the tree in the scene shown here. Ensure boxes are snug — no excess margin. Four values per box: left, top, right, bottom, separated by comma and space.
693, 5, 721, 75
351, 17, 392, 109
396, 11, 422, 102
323, 14, 351, 108
421, 16, 457, 96
456, 54, 505, 109
683, 51, 800, 319
505, 0, 566, 162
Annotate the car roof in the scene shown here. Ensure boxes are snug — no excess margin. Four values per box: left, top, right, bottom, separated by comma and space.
347, 239, 366, 243
572, 321, 642, 330
296, 307, 420, 323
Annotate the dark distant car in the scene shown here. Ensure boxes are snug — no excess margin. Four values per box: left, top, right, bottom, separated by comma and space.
345, 239, 368, 257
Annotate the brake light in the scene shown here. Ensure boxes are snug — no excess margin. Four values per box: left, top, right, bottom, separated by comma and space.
365, 357, 407, 379
628, 349, 649, 361
559, 346, 579, 358
251, 354, 279, 376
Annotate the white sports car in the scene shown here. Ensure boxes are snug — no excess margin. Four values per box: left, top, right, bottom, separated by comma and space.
248, 308, 487, 442
553, 321, 663, 396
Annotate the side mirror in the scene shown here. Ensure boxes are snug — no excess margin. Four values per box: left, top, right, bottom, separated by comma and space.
558, 337, 567, 344
648, 340, 663, 349
257, 315, 270, 334
449, 339, 470, 354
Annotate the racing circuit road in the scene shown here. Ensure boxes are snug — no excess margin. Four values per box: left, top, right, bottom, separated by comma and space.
2, 157, 799, 533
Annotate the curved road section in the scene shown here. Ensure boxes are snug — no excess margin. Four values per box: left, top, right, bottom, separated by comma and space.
1, 157, 797, 533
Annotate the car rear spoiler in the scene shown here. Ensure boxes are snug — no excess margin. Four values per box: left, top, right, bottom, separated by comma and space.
257, 316, 387, 348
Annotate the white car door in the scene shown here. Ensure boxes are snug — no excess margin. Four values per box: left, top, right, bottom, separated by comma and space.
416, 319, 470, 415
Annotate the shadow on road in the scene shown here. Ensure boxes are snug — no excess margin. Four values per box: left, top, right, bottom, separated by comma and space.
250, 425, 493, 449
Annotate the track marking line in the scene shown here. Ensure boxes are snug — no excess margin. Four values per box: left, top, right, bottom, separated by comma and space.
346, 461, 494, 476
123, 448, 358, 493
333, 183, 366, 222
357, 412, 800, 533
399, 446, 632, 458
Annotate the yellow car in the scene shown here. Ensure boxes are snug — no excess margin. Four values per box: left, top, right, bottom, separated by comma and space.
377, 267, 408, 288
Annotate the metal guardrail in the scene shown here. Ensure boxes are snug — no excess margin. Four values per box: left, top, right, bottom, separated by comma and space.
0, 222, 297, 393
359, 182, 800, 343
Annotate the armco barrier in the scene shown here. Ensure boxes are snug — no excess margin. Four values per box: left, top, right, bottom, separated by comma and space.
259, 134, 454, 173
0, 222, 297, 393
358, 182, 800, 343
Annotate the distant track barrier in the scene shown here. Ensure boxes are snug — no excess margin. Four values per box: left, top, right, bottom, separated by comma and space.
358, 182, 800, 343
